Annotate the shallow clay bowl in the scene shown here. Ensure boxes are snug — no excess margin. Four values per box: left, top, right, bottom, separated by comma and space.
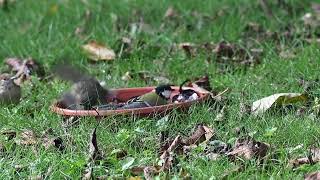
51, 86, 210, 117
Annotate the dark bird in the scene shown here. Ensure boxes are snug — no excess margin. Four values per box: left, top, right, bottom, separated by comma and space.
53, 64, 114, 110
0, 75, 22, 104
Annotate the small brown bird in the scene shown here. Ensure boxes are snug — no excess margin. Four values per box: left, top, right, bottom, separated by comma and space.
53, 64, 114, 110
0, 75, 22, 104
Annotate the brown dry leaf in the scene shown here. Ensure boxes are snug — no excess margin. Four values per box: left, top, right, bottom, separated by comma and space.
130, 166, 145, 175
192, 75, 212, 91
251, 93, 308, 115
305, 171, 320, 180
188, 82, 213, 96
15, 130, 37, 146
130, 165, 161, 177
88, 128, 102, 161
184, 124, 214, 145
226, 137, 270, 160
5, 57, 45, 79
40, 128, 64, 151
82, 128, 103, 180
214, 41, 237, 59
290, 148, 320, 168
160, 135, 183, 171
143, 166, 160, 180
42, 136, 64, 151
82, 41, 116, 61
178, 42, 197, 57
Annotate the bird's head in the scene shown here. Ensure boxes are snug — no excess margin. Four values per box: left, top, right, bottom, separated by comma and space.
155, 84, 174, 100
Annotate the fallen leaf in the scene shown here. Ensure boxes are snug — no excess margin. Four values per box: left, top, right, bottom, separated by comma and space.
82, 41, 116, 61
184, 124, 214, 145
192, 75, 212, 91
290, 148, 320, 168
178, 42, 197, 57
5, 57, 45, 79
305, 171, 320, 180
121, 157, 135, 171
251, 93, 308, 115
42, 136, 64, 151
88, 128, 102, 161
40, 128, 64, 150
144, 166, 156, 180
15, 130, 37, 146
226, 137, 270, 160
160, 135, 182, 171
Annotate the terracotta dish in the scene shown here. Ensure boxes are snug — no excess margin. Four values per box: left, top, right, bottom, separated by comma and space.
51, 86, 210, 117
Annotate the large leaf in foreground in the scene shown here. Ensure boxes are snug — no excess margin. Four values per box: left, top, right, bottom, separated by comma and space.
251, 93, 308, 115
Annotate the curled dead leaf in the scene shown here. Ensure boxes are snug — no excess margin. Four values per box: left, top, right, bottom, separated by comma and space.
290, 148, 320, 168
5, 57, 45, 80
305, 171, 320, 180
184, 124, 214, 145
178, 42, 197, 57
160, 135, 182, 171
226, 137, 270, 160
88, 128, 103, 161
82, 41, 116, 61
192, 75, 212, 91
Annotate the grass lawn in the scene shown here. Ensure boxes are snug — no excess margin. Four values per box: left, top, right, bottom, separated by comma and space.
1, 0, 320, 179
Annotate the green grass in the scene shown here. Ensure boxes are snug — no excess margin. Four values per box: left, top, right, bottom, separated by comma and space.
1, 0, 320, 179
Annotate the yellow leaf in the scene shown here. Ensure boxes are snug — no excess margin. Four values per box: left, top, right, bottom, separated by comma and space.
82, 41, 116, 61
251, 93, 308, 115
